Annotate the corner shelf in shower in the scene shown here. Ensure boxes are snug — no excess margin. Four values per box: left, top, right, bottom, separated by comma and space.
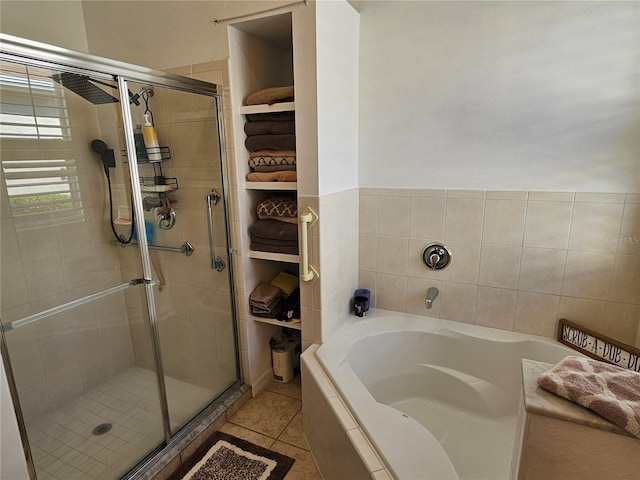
239, 101, 295, 115
250, 314, 301, 331
244, 182, 297, 191
248, 250, 299, 264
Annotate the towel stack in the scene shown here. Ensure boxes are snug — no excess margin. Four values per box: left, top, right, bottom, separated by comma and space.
249, 271, 300, 320
244, 86, 296, 183
250, 195, 298, 255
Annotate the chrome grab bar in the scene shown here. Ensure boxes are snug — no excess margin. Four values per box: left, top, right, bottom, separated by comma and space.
1, 278, 158, 332
112, 240, 194, 256
206, 188, 226, 272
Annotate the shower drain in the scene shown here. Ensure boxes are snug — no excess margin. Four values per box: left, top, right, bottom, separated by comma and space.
92, 423, 112, 436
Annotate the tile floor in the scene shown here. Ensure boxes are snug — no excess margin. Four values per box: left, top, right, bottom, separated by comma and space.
220, 373, 322, 480
28, 367, 216, 480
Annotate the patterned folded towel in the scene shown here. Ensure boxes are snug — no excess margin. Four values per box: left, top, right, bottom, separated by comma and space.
246, 171, 297, 183
245, 134, 296, 152
245, 86, 294, 106
257, 196, 297, 224
538, 356, 640, 438
248, 155, 296, 171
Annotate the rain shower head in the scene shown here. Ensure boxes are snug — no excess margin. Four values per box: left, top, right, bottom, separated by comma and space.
51, 72, 142, 106
51, 72, 119, 104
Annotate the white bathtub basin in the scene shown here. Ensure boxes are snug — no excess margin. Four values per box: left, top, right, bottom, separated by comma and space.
315, 309, 577, 479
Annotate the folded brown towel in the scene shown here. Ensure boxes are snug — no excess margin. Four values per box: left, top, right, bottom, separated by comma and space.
249, 235, 298, 247
250, 242, 299, 256
251, 165, 296, 173
245, 86, 294, 106
247, 111, 295, 122
250, 149, 296, 159
246, 171, 297, 182
538, 356, 640, 438
245, 121, 295, 136
245, 134, 296, 152
249, 282, 282, 306
249, 220, 298, 242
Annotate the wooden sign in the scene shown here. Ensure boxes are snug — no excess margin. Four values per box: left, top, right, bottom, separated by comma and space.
557, 319, 640, 372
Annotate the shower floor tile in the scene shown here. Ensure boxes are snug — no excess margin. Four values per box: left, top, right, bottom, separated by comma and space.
29, 367, 215, 480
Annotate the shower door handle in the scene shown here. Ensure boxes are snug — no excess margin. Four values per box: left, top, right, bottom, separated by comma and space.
206, 189, 226, 272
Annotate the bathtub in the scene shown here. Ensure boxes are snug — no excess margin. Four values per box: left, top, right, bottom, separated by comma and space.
312, 309, 578, 480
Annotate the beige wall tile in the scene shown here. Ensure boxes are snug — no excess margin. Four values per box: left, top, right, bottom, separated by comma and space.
574, 193, 625, 203
618, 203, 639, 255
377, 196, 410, 236
486, 191, 528, 200
568, 202, 624, 252
523, 201, 573, 249
441, 241, 481, 284
359, 195, 378, 235
359, 234, 377, 272
409, 196, 445, 239
358, 270, 376, 307
482, 199, 526, 246
0, 262, 29, 310
518, 247, 567, 295
608, 254, 640, 305
478, 245, 522, 289
515, 291, 561, 337
444, 198, 484, 243
475, 286, 517, 331
528, 192, 574, 202
378, 188, 410, 197
447, 190, 484, 199
604, 303, 640, 346
375, 273, 407, 312
439, 281, 477, 324
411, 189, 446, 197
406, 278, 442, 317
562, 251, 616, 300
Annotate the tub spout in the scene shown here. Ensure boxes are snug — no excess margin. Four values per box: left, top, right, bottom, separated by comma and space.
425, 287, 439, 309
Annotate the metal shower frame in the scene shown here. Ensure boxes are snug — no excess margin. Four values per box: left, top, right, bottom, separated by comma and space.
0, 33, 240, 480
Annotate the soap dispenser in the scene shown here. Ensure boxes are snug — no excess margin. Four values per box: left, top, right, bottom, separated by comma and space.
142, 114, 162, 162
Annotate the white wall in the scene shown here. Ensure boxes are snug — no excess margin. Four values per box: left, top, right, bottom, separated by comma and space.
358, 1, 640, 192
0, 0, 89, 51
316, 0, 359, 195
0, 358, 29, 480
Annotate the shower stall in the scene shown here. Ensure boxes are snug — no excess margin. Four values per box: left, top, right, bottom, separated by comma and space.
0, 34, 240, 479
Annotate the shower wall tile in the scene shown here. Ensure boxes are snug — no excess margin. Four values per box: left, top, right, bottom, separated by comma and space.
359, 234, 377, 272
359, 194, 378, 235
363, 188, 640, 344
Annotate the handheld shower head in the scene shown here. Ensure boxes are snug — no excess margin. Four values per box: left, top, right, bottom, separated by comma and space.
91, 139, 116, 175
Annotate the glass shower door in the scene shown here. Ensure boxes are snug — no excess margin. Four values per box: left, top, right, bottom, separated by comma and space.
122, 80, 238, 434
0, 60, 167, 479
